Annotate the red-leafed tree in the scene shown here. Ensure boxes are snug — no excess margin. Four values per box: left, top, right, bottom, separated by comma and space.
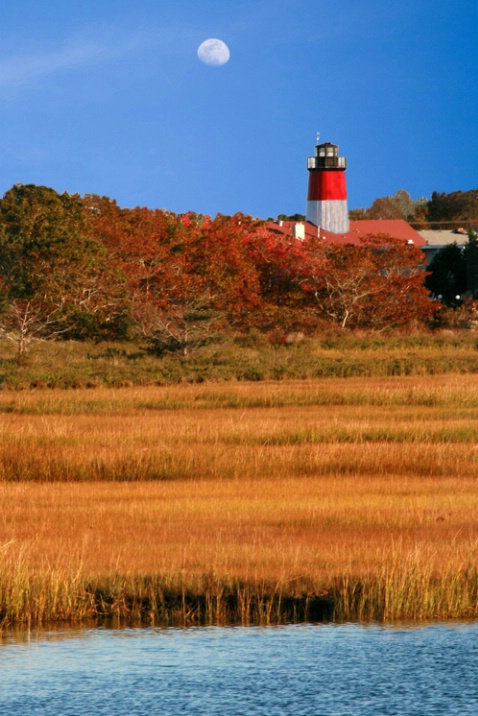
301, 234, 433, 329
83, 197, 434, 340
139, 212, 219, 355
198, 213, 263, 322
241, 225, 323, 335
85, 200, 266, 353
84, 196, 197, 352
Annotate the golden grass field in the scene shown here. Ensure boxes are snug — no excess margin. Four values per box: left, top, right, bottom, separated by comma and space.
1, 375, 478, 627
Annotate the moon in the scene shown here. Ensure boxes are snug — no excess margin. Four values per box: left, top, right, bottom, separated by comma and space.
197, 38, 230, 66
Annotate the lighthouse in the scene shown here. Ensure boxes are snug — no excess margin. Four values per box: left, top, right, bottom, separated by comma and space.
306, 140, 349, 233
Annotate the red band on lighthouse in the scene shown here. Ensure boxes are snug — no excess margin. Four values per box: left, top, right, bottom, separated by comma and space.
307, 171, 347, 201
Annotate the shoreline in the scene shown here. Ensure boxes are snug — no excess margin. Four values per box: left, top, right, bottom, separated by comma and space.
2, 571, 478, 630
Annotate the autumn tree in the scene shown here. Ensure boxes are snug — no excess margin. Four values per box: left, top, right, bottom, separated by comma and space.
362, 235, 434, 329
300, 240, 377, 328
351, 189, 429, 226
85, 199, 266, 354
84, 196, 188, 350
366, 190, 427, 222
301, 234, 432, 330
354, 188, 478, 229
243, 225, 320, 334
197, 213, 263, 321
139, 211, 221, 355
0, 185, 127, 359
348, 208, 367, 221
133, 212, 269, 353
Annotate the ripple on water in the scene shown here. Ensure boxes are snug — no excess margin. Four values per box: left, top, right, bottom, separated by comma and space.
1, 623, 478, 716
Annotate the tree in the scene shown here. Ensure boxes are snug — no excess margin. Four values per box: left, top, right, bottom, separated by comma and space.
464, 230, 478, 298
0, 185, 127, 359
425, 243, 467, 304
427, 190, 478, 229
349, 208, 367, 220
84, 197, 192, 351
137, 212, 221, 355
366, 190, 426, 222
197, 213, 263, 322
85, 200, 266, 354
301, 240, 377, 328
301, 234, 433, 330
362, 235, 434, 329
275, 213, 306, 222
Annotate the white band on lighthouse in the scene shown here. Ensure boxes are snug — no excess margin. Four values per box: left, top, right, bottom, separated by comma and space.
306, 200, 350, 234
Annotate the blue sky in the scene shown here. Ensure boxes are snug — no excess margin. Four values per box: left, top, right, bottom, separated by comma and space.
1, 0, 477, 218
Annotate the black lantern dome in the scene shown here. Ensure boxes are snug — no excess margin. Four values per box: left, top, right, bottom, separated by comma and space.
307, 142, 346, 170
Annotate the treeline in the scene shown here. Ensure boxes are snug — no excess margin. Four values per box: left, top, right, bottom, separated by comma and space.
350, 188, 478, 230
0, 184, 433, 359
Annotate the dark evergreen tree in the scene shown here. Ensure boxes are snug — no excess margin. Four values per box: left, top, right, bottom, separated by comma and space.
425, 243, 467, 304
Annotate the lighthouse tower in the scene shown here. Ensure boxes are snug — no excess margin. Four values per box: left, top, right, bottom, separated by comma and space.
306, 140, 349, 233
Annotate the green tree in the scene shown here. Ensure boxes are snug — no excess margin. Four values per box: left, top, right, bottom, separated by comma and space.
464, 229, 478, 298
0, 184, 126, 359
275, 213, 306, 222
425, 243, 467, 304
427, 190, 478, 229
348, 208, 367, 220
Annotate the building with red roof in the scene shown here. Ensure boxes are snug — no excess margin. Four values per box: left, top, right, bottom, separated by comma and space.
266, 218, 426, 247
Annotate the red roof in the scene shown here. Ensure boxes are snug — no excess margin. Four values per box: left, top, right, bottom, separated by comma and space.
267, 219, 426, 247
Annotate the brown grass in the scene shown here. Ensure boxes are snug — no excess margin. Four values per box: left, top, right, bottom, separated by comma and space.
1, 375, 478, 627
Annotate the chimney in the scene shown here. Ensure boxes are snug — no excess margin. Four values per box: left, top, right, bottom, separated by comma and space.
292, 222, 305, 240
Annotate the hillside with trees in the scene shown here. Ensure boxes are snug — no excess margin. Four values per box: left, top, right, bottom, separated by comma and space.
0, 182, 459, 364
350, 188, 478, 230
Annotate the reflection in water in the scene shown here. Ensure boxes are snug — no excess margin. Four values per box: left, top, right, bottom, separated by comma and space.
1, 623, 478, 715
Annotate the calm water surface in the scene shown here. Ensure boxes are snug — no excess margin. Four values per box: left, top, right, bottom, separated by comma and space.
1, 623, 478, 715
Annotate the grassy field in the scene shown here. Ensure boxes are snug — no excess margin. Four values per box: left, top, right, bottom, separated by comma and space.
1, 332, 478, 388
1, 374, 478, 628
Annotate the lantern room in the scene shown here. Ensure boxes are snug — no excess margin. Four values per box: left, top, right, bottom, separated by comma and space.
307, 142, 347, 171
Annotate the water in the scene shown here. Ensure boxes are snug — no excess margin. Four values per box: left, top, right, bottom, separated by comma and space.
1, 623, 478, 715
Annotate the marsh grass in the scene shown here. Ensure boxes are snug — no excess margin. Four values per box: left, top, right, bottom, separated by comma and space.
2, 553, 478, 629
2, 469, 478, 627
1, 332, 478, 389
1, 374, 478, 627
2, 377, 478, 481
